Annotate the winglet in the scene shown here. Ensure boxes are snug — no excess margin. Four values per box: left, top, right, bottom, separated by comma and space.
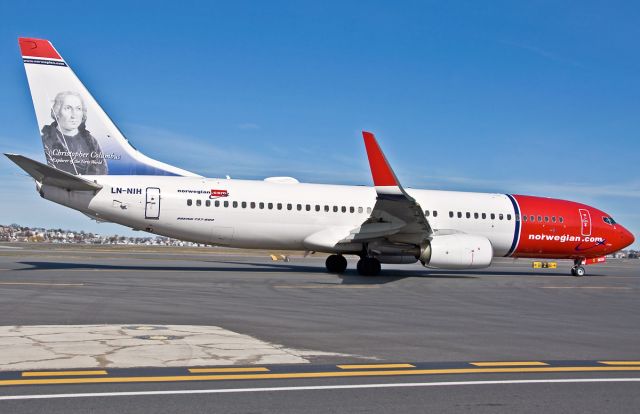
18, 37, 62, 59
362, 131, 404, 196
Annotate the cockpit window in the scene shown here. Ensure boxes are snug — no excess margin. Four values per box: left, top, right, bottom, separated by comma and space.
603, 217, 617, 225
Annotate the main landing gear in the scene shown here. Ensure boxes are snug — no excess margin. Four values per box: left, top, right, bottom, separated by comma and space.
356, 257, 381, 276
324, 254, 382, 276
325, 254, 348, 274
571, 259, 586, 277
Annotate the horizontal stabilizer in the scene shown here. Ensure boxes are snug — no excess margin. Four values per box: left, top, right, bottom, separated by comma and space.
5, 153, 102, 191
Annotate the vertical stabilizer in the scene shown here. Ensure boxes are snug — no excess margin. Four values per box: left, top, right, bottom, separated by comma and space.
19, 37, 200, 177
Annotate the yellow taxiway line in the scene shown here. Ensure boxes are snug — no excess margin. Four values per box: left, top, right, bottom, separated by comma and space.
338, 364, 416, 369
188, 368, 270, 373
2, 366, 640, 387
599, 361, 640, 366
471, 361, 548, 367
22, 370, 107, 377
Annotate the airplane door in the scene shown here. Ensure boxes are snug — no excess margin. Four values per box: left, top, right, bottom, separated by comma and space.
145, 187, 161, 219
579, 208, 591, 236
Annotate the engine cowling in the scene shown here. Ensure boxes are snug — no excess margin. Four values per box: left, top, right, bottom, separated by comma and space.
419, 234, 493, 269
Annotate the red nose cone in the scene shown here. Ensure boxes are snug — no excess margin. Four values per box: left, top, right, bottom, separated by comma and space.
620, 226, 635, 249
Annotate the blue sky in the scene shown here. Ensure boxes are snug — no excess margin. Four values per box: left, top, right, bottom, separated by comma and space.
0, 1, 638, 248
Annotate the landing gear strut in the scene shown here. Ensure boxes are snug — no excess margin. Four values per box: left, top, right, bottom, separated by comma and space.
571, 259, 585, 277
325, 254, 347, 274
356, 257, 381, 276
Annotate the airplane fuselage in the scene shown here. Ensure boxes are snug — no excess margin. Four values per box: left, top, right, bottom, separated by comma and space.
40, 175, 630, 261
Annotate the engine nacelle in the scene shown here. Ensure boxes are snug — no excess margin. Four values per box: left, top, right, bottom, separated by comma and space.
419, 234, 493, 269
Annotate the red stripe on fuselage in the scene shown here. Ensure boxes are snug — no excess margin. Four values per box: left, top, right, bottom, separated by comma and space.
511, 195, 617, 259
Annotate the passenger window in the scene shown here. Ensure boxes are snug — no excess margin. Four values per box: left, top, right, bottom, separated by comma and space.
537, 216, 542, 222
367, 207, 372, 214
196, 200, 202, 206
287, 203, 292, 211
490, 213, 495, 220
215, 200, 220, 207
425, 210, 430, 217
315, 205, 321, 212
457, 212, 462, 218
350, 206, 354, 213
187, 199, 192, 206
250, 202, 256, 209
224, 201, 229, 207
449, 211, 454, 218
206, 200, 211, 207
499, 213, 503, 220
306, 204, 311, 211
325, 205, 330, 212
259, 202, 264, 209
433, 210, 438, 217
277, 203, 282, 210
559, 217, 564, 223
241, 202, 247, 208
268, 203, 273, 209
530, 215, 534, 222
552, 216, 556, 223
358, 207, 363, 213
297, 204, 302, 211
544, 216, 549, 222
474, 212, 478, 219
523, 215, 527, 222
233, 201, 238, 208
507, 214, 511, 220
333, 206, 338, 213
482, 213, 486, 219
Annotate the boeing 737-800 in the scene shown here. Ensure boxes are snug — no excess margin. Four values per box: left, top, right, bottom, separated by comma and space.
6, 38, 635, 277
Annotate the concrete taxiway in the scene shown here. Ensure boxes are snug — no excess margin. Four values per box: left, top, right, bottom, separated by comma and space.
0, 244, 638, 413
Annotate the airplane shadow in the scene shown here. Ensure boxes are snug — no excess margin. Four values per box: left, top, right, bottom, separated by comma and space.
14, 261, 588, 286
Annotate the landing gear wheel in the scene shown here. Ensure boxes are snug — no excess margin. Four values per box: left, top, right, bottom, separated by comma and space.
574, 266, 585, 277
356, 257, 381, 276
325, 254, 347, 274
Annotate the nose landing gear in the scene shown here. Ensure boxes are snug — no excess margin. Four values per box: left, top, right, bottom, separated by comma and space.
571, 259, 586, 277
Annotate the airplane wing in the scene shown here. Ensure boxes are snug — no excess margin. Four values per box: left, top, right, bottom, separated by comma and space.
5, 153, 103, 191
341, 132, 432, 246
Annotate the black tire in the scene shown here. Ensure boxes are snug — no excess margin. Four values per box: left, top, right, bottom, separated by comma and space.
356, 257, 381, 276
326, 254, 347, 274
356, 258, 367, 275
571, 267, 577, 276
574, 266, 586, 277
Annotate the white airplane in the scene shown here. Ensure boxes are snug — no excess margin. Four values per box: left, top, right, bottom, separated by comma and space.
7, 38, 635, 277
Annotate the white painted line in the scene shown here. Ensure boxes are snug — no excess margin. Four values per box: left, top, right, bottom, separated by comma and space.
1, 378, 639, 401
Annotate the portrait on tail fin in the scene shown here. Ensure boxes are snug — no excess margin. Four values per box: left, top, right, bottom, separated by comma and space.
41, 91, 108, 175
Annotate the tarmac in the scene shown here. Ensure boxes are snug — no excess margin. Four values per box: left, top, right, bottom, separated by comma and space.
0, 243, 638, 413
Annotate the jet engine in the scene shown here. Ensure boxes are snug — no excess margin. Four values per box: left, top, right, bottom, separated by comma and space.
418, 234, 493, 269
